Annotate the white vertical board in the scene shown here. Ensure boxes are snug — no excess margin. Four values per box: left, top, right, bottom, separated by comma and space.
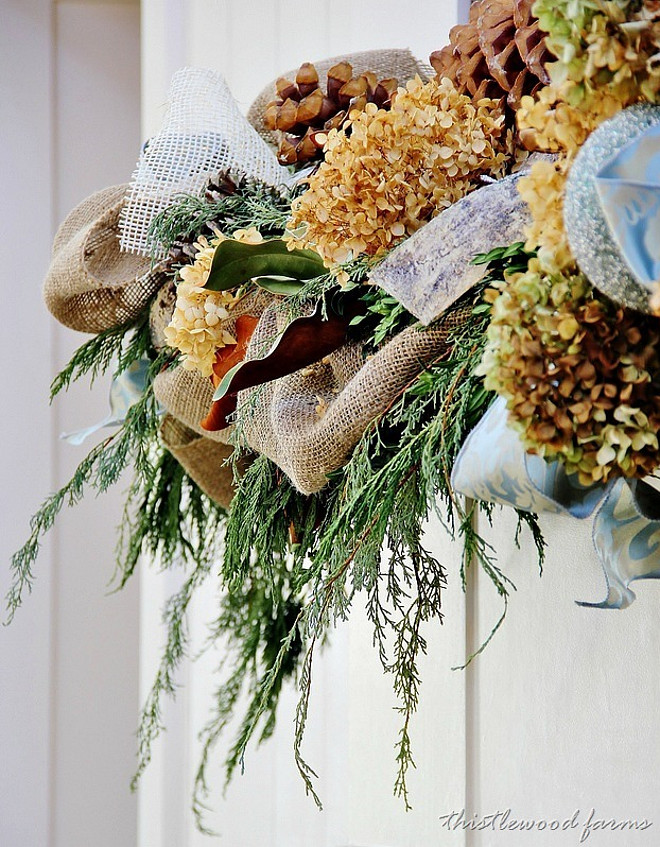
466, 508, 660, 847
138, 3, 465, 845
51, 6, 142, 845
0, 2, 55, 845
1, 2, 142, 846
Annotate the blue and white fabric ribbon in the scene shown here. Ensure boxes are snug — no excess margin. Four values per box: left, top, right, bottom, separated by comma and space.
61, 358, 151, 446
451, 398, 660, 609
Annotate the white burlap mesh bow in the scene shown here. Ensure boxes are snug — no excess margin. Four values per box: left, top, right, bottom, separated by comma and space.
119, 67, 290, 257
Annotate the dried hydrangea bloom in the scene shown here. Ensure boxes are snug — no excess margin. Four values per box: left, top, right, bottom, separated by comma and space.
517, 156, 574, 272
286, 76, 513, 266
516, 83, 626, 273
164, 228, 264, 377
517, 82, 626, 153
534, 0, 660, 107
479, 261, 660, 484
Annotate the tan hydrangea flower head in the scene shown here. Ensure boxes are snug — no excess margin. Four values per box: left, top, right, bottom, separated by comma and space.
517, 82, 627, 154
516, 156, 574, 272
286, 76, 513, 266
479, 261, 660, 484
515, 2, 660, 275
164, 228, 264, 377
516, 84, 628, 274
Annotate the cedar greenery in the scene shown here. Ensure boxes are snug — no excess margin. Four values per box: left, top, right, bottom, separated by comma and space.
9, 154, 544, 832
190, 244, 544, 821
148, 176, 296, 253
6, 329, 170, 624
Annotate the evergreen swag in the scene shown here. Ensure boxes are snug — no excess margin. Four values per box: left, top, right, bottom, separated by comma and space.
8, 173, 543, 828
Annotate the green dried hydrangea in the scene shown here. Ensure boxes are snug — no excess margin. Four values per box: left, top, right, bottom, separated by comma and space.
533, 0, 660, 106
479, 258, 660, 484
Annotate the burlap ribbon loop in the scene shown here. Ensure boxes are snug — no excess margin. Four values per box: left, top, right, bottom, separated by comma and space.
43, 184, 164, 333
159, 415, 237, 510
238, 303, 472, 495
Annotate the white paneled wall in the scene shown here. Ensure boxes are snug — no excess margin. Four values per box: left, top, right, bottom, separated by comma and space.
1, 2, 141, 846
141, 0, 458, 132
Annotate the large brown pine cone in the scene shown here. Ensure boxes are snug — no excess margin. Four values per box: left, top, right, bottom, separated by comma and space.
430, 0, 551, 111
264, 61, 399, 166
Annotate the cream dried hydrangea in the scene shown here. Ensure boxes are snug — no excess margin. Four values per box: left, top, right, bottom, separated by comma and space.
164, 227, 263, 377
516, 83, 627, 272
517, 82, 626, 154
286, 76, 512, 266
516, 156, 573, 272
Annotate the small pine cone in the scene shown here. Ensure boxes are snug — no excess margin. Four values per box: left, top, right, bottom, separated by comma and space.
264, 61, 399, 166
161, 172, 243, 274
430, 0, 551, 113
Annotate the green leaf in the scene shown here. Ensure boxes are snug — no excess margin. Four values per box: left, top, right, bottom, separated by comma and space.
206, 239, 325, 292
255, 277, 306, 296
212, 362, 244, 402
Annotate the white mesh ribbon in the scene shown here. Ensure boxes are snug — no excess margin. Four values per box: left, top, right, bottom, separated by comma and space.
119, 67, 290, 256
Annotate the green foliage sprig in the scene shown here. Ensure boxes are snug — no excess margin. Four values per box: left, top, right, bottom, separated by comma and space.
148, 177, 297, 253
6, 344, 169, 623
49, 315, 152, 401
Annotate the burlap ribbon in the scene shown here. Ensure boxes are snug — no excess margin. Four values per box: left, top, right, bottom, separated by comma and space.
43, 184, 164, 333
159, 415, 237, 510
237, 302, 472, 495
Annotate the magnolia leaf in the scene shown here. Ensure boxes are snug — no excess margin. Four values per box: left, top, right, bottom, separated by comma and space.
205, 239, 325, 292
255, 277, 306, 296
202, 300, 359, 432
200, 315, 259, 432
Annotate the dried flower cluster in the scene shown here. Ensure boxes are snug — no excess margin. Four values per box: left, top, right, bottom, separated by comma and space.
480, 260, 660, 484
516, 80, 626, 154
534, 0, 660, 108
164, 227, 263, 376
514, 1, 660, 275
286, 76, 512, 266
515, 81, 627, 271
516, 156, 572, 272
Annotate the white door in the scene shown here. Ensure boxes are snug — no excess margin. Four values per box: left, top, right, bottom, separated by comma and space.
137, 3, 660, 846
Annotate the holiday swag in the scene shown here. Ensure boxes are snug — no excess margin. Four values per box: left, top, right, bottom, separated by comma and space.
9, 0, 660, 826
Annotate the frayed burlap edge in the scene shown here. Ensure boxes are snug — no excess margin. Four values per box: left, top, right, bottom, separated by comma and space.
44, 184, 164, 333
238, 303, 471, 495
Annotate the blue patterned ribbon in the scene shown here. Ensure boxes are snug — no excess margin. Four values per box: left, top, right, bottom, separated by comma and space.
61, 358, 151, 446
451, 398, 660, 609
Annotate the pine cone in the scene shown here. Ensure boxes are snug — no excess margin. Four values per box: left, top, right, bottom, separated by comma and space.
160, 175, 238, 270
430, 0, 551, 112
263, 61, 399, 165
